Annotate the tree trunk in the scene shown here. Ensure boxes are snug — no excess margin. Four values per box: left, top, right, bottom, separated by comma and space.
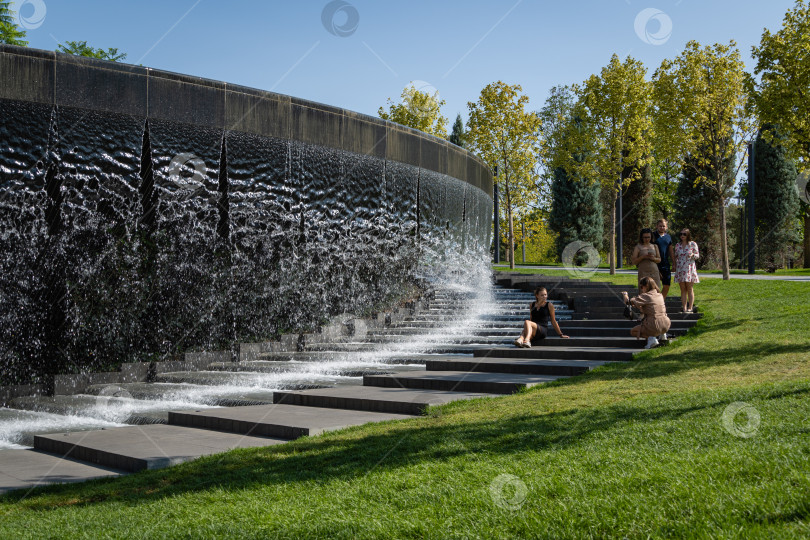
506, 177, 515, 270
804, 206, 810, 269
718, 196, 730, 280
609, 191, 616, 275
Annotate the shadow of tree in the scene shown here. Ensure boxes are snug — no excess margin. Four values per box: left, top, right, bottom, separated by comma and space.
4, 384, 807, 509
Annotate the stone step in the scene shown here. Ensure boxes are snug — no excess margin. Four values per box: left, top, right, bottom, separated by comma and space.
369, 326, 688, 339
9, 395, 177, 425
273, 387, 495, 415
83, 382, 280, 405
34, 424, 287, 472
303, 342, 480, 354
475, 346, 637, 362
0, 407, 125, 449
206, 360, 423, 373
425, 357, 612, 376
253, 352, 429, 364
363, 335, 516, 345
522, 336, 647, 348
152, 371, 359, 388
168, 404, 412, 439
0, 449, 123, 494
364, 370, 563, 394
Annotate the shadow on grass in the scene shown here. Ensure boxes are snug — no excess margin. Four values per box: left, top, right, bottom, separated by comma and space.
3, 383, 808, 510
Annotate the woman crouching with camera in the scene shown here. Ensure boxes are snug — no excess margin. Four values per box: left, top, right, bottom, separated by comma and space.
621, 276, 671, 349
513, 286, 569, 348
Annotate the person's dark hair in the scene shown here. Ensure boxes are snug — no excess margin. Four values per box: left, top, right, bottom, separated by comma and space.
533, 286, 547, 295
679, 229, 692, 243
639, 276, 660, 293
639, 228, 654, 244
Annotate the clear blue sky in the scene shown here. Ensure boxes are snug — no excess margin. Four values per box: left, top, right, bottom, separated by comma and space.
15, 0, 797, 120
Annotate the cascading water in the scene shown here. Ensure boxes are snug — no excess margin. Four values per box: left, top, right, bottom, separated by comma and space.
0, 45, 494, 450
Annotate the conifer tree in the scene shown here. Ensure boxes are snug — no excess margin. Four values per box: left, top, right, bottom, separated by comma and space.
753, 125, 800, 270
448, 114, 465, 148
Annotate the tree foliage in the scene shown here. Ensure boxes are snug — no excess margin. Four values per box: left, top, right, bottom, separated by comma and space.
466, 81, 540, 269
378, 83, 448, 138
621, 157, 654, 262
750, 0, 810, 267
576, 54, 653, 273
753, 125, 800, 270
653, 40, 755, 279
0, 1, 27, 46
57, 40, 128, 61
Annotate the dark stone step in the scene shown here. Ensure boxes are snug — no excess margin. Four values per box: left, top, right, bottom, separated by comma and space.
474, 346, 637, 362
34, 425, 287, 472
273, 387, 495, 415
425, 357, 611, 376
168, 404, 412, 440
363, 371, 563, 394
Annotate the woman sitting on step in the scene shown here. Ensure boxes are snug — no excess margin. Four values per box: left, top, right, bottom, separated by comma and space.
621, 276, 672, 349
514, 286, 569, 348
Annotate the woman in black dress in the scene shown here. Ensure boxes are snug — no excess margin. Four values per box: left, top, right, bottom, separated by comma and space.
513, 286, 569, 348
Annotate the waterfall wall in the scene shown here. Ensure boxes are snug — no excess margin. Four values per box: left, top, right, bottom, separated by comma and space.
0, 45, 493, 385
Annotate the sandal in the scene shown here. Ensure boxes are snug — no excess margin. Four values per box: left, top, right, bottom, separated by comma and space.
513, 338, 524, 348
522, 341, 532, 348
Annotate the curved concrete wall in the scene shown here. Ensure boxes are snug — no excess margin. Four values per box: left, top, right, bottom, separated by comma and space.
0, 44, 493, 386
0, 45, 492, 195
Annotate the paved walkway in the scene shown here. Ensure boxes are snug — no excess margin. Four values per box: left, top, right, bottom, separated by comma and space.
494, 264, 810, 281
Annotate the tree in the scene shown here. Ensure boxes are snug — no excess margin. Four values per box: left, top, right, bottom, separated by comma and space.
448, 114, 465, 148
577, 54, 653, 274
548, 119, 603, 263
57, 40, 128, 62
673, 153, 727, 269
0, 1, 27, 46
537, 85, 577, 207
621, 157, 654, 262
653, 40, 755, 279
378, 83, 448, 138
754, 125, 800, 270
750, 0, 810, 267
467, 81, 540, 269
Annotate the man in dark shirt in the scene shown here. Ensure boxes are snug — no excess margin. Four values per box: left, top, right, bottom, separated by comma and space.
653, 219, 675, 299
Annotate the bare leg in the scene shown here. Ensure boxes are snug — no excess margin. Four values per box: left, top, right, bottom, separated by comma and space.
662, 284, 670, 299
687, 283, 695, 311
524, 321, 538, 342
678, 282, 687, 312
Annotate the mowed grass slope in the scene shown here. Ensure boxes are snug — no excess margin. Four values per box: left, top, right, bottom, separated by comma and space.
0, 274, 808, 539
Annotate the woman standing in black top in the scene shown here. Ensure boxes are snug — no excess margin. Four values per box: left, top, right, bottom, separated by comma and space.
513, 287, 569, 348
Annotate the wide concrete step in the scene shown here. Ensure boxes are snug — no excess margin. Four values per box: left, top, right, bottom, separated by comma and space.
253, 352, 429, 364
9, 395, 176, 425
426, 357, 612, 376
364, 335, 515, 345
303, 342, 480, 354
559, 319, 697, 328
168, 404, 412, 439
363, 370, 564, 394
34, 424, 287, 472
475, 346, 637, 361
152, 370, 363, 388
83, 382, 280, 405
273, 387, 496, 415
0, 449, 123, 494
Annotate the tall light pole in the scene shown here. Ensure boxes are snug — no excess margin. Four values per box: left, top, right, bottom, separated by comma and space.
493, 166, 500, 264
747, 142, 756, 274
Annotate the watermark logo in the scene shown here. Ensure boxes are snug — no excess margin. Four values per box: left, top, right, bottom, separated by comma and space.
489, 473, 527, 511
321, 0, 359, 37
167, 153, 207, 199
634, 8, 672, 46
561, 240, 601, 278
721, 401, 761, 438
405, 80, 441, 122
797, 170, 810, 205
10, 0, 46, 30
94, 384, 134, 422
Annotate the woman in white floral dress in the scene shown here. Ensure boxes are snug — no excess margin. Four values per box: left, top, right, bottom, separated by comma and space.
673, 228, 699, 313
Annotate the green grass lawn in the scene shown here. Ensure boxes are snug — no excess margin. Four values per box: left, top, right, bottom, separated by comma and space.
496, 262, 810, 277
1, 273, 809, 538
